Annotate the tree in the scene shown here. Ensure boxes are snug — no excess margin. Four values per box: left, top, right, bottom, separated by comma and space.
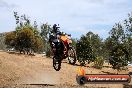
76, 31, 103, 65
32, 36, 44, 52
5, 12, 43, 54
5, 31, 16, 48
15, 28, 34, 53
106, 23, 130, 70
0, 33, 7, 50
40, 23, 52, 56
71, 38, 77, 47
124, 13, 132, 62
94, 56, 104, 69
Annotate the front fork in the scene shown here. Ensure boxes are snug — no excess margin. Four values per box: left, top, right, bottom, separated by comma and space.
51, 42, 63, 59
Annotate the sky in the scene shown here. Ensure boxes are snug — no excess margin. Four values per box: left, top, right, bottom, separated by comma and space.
0, 0, 132, 39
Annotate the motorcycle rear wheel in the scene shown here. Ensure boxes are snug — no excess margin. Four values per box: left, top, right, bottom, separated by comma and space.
67, 47, 76, 65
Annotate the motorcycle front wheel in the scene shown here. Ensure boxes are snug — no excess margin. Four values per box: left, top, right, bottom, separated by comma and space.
53, 56, 61, 71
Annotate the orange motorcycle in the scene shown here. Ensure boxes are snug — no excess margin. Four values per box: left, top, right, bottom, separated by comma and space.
50, 34, 76, 71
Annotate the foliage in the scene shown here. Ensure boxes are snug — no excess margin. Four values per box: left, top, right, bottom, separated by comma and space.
109, 44, 129, 70
40, 23, 52, 56
16, 28, 34, 48
71, 38, 77, 47
93, 56, 104, 69
0, 34, 6, 50
5, 31, 16, 47
5, 12, 43, 54
32, 36, 44, 52
15, 28, 43, 52
106, 22, 131, 70
124, 13, 132, 62
76, 32, 103, 66
45, 45, 52, 57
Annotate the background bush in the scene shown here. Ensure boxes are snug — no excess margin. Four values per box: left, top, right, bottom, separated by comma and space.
93, 56, 104, 69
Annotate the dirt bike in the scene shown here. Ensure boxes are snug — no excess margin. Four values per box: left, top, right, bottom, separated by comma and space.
49, 34, 76, 71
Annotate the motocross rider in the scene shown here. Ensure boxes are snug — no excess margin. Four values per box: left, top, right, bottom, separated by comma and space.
49, 24, 69, 56
49, 24, 61, 42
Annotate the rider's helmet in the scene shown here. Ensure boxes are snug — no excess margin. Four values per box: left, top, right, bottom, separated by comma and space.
53, 24, 60, 33
53, 24, 57, 29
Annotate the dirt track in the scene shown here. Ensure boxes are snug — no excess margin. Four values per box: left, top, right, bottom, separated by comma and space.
0, 51, 132, 88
